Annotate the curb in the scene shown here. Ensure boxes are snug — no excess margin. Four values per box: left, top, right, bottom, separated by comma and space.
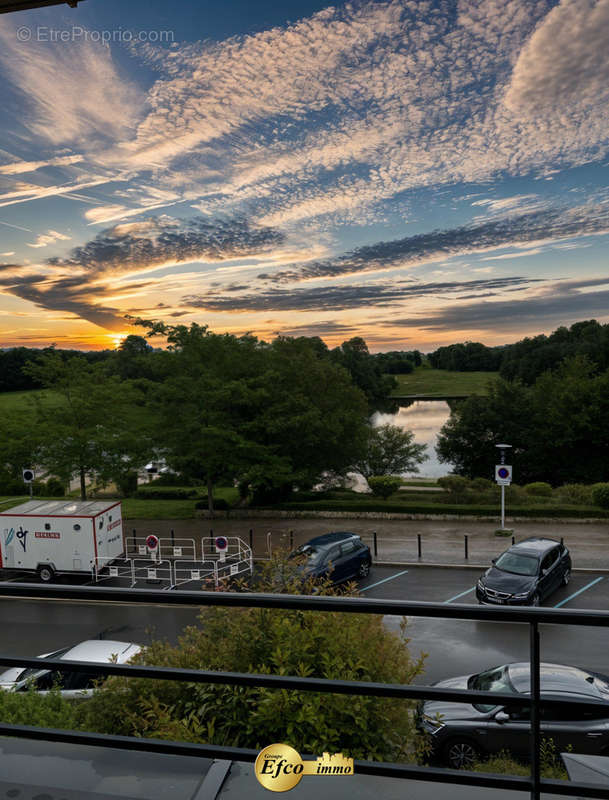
371, 560, 609, 574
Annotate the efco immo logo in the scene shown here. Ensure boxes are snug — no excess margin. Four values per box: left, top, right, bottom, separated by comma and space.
254, 743, 353, 792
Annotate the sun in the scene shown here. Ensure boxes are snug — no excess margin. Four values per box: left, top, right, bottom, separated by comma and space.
108, 332, 129, 349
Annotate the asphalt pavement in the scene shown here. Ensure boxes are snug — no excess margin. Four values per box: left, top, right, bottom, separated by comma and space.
1, 562, 608, 687
127, 516, 609, 569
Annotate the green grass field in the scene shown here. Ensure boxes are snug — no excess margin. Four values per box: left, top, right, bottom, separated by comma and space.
390, 367, 498, 397
0, 389, 57, 413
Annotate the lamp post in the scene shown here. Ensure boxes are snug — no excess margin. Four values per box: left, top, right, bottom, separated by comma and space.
495, 444, 512, 531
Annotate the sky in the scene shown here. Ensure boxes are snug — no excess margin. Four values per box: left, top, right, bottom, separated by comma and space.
0, 0, 608, 352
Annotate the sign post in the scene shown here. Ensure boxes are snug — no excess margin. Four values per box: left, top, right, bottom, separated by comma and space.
215, 535, 228, 562
22, 468, 34, 498
495, 444, 513, 530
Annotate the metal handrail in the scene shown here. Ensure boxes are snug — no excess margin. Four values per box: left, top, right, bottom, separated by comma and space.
1, 582, 609, 800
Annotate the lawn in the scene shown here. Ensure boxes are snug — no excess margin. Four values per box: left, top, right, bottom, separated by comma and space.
0, 389, 58, 413
390, 367, 498, 397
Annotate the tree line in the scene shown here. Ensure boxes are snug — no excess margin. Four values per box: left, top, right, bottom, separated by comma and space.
0, 325, 427, 507
437, 356, 609, 486
428, 319, 609, 384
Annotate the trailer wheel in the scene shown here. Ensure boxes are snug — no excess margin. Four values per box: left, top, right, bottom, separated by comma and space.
37, 565, 55, 583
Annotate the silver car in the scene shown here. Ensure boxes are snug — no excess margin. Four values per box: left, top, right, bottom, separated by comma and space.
0, 640, 141, 699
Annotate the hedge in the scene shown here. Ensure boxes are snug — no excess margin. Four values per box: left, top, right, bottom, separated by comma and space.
270, 500, 609, 518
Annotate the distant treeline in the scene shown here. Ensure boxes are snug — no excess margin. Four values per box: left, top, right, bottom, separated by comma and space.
0, 335, 406, 407
428, 320, 609, 384
0, 347, 113, 392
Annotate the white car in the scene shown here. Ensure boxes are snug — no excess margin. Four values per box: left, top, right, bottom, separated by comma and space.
0, 640, 142, 699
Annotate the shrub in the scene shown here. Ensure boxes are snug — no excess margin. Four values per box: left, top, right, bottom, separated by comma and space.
81, 554, 427, 761
437, 475, 470, 494
524, 482, 553, 497
470, 477, 494, 492
153, 473, 201, 486
116, 472, 138, 497
557, 483, 593, 505
195, 497, 229, 510
44, 476, 66, 496
592, 483, 609, 509
368, 475, 403, 499
134, 487, 197, 500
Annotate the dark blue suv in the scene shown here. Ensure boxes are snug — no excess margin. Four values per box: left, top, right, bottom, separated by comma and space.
290, 532, 371, 583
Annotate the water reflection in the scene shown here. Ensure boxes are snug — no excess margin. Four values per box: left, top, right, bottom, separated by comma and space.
370, 400, 453, 478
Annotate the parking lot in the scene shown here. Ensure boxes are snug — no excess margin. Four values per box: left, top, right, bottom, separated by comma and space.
1, 561, 608, 687
358, 564, 609, 609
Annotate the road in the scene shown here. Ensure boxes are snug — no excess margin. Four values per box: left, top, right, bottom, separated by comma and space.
127, 517, 609, 569
1, 564, 608, 686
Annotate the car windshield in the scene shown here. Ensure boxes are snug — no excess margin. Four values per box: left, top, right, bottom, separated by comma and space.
14, 647, 71, 684
470, 666, 517, 712
495, 552, 539, 576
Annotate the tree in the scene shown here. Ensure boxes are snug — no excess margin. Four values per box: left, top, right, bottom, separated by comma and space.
330, 337, 397, 405
24, 353, 153, 499
354, 424, 427, 479
436, 357, 609, 485
80, 554, 426, 761
251, 336, 369, 493
141, 324, 270, 513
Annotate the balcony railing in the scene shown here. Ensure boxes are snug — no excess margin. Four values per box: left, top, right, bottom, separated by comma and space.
1, 581, 609, 799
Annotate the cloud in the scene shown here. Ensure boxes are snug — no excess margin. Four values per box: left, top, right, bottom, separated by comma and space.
388, 277, 609, 332
1, 215, 285, 329
0, 22, 143, 146
27, 229, 72, 249
0, 154, 84, 175
261, 203, 609, 283
49, 216, 284, 277
182, 276, 536, 313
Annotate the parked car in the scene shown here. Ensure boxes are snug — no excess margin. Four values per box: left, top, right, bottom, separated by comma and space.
476, 537, 571, 606
289, 532, 371, 583
418, 661, 609, 769
0, 639, 142, 699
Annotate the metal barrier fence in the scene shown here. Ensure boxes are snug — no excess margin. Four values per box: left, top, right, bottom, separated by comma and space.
1, 582, 609, 799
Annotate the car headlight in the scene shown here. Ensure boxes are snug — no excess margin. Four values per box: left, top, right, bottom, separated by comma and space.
477, 580, 485, 591
422, 714, 445, 733
512, 591, 531, 599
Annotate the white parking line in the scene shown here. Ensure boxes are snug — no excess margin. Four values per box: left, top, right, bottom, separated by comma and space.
359, 569, 409, 592
444, 586, 476, 604
554, 576, 604, 608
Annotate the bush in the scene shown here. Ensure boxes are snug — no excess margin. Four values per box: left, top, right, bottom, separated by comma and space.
557, 483, 593, 505
368, 475, 403, 499
153, 473, 201, 487
134, 487, 198, 500
470, 477, 494, 492
437, 475, 470, 494
0, 684, 82, 730
592, 483, 609, 509
524, 482, 553, 497
195, 497, 229, 510
115, 472, 138, 497
80, 555, 427, 761
44, 476, 66, 496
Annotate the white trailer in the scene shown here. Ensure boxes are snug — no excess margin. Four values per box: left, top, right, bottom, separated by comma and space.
0, 499, 124, 582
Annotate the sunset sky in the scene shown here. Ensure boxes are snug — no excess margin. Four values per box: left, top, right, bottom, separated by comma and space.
0, 0, 608, 352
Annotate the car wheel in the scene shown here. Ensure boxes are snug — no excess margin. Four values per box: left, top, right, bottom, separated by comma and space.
37, 565, 55, 583
562, 569, 571, 586
444, 739, 480, 770
358, 559, 371, 578
531, 592, 540, 607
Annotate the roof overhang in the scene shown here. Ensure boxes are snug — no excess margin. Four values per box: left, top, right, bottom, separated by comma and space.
0, 0, 83, 13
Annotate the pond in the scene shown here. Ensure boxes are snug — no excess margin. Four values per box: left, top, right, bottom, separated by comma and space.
370, 400, 454, 478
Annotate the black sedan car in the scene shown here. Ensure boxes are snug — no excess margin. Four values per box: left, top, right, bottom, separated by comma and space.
289, 532, 371, 583
419, 661, 609, 769
476, 537, 571, 606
